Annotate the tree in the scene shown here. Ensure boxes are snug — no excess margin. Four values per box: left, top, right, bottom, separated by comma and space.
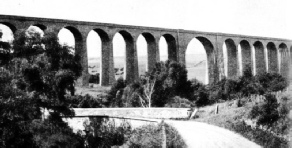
190, 78, 209, 106
107, 77, 126, 107
249, 94, 280, 127
0, 29, 83, 147
135, 75, 156, 108
255, 72, 288, 92
124, 60, 193, 107
84, 118, 131, 147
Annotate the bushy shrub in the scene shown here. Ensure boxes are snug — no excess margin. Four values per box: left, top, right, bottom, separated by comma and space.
278, 97, 289, 118
268, 96, 290, 135
108, 62, 288, 108
121, 82, 144, 107
249, 94, 279, 126
165, 96, 194, 108
240, 82, 265, 97
107, 77, 126, 107
66, 94, 106, 108
128, 124, 162, 147
128, 123, 187, 148
142, 61, 193, 107
84, 118, 132, 147
31, 118, 84, 148
164, 123, 187, 148
208, 78, 240, 101
256, 72, 288, 92
230, 121, 289, 148
204, 66, 288, 106
117, 60, 194, 107
88, 73, 100, 84
189, 79, 210, 107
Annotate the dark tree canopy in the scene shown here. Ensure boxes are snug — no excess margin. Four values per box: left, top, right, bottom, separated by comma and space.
0, 29, 83, 147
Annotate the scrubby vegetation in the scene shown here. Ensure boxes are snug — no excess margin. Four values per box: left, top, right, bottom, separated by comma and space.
195, 89, 291, 148
80, 118, 186, 148
108, 60, 194, 107
230, 121, 289, 148
199, 65, 288, 107
92, 63, 288, 109
83, 118, 132, 147
127, 122, 187, 147
237, 94, 290, 148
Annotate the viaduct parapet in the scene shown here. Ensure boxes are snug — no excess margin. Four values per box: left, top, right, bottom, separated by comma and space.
0, 15, 291, 86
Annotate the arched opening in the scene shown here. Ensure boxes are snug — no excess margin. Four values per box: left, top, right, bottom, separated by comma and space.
223, 39, 238, 79
113, 30, 136, 83
58, 28, 75, 53
239, 40, 251, 75
267, 42, 278, 73
0, 24, 14, 65
136, 35, 147, 76
33, 24, 47, 31
137, 33, 157, 75
60, 26, 83, 54
279, 43, 289, 77
26, 25, 45, 38
87, 29, 111, 86
253, 41, 266, 75
0, 22, 16, 34
58, 26, 87, 86
0, 23, 15, 43
159, 36, 167, 62
87, 30, 102, 86
159, 34, 177, 62
185, 37, 214, 84
113, 32, 125, 80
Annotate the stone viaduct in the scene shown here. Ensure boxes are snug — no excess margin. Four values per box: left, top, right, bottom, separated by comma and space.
0, 15, 291, 86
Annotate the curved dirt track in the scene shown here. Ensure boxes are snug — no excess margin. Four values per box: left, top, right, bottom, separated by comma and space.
165, 120, 261, 148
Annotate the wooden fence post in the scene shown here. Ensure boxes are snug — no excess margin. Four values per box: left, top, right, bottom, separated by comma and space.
215, 104, 219, 114
161, 120, 166, 148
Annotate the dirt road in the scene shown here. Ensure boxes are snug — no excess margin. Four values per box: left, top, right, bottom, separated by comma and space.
166, 120, 261, 148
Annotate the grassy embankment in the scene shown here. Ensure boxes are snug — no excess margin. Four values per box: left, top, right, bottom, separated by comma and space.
194, 87, 292, 148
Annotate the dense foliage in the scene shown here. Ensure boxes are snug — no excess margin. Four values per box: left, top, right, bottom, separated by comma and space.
128, 123, 187, 147
248, 94, 290, 137
66, 94, 106, 108
196, 65, 288, 107
84, 118, 132, 147
104, 62, 288, 108
249, 94, 280, 126
3, 29, 176, 147
230, 121, 289, 148
0, 30, 83, 147
119, 60, 193, 107
107, 77, 126, 107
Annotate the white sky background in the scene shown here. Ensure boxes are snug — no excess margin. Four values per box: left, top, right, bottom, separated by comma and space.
0, 0, 291, 57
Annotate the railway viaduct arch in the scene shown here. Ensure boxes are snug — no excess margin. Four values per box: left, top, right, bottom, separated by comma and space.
0, 15, 291, 86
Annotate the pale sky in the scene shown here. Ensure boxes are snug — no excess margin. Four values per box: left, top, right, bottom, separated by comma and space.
0, 0, 291, 57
